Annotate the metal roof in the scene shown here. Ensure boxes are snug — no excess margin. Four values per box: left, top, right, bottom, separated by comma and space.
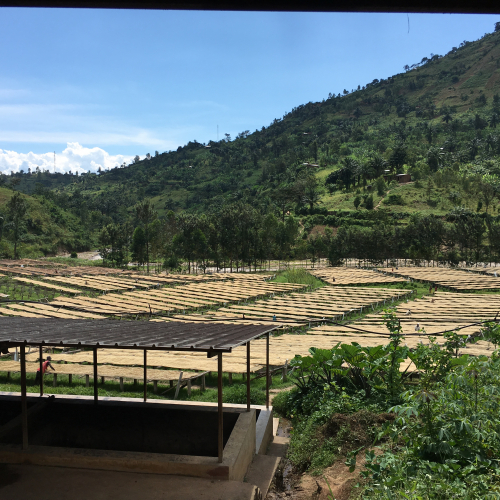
0, 318, 277, 353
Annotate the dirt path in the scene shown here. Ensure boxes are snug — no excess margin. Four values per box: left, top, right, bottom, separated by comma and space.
266, 456, 367, 500
374, 181, 414, 210
374, 188, 392, 210
269, 387, 290, 404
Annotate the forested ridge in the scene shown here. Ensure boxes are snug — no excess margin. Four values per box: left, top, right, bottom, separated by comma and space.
2, 22, 500, 266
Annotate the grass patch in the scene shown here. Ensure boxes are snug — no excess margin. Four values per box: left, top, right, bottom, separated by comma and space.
272, 269, 324, 289
0, 370, 294, 405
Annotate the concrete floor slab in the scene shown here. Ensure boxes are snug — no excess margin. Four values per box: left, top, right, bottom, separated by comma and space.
0, 464, 259, 500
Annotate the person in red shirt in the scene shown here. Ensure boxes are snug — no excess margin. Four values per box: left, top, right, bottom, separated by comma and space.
35, 356, 56, 383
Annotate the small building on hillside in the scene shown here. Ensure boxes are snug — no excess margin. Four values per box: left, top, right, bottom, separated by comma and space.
395, 173, 412, 183
383, 173, 412, 184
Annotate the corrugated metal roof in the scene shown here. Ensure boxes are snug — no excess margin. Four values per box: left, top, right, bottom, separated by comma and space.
0, 318, 276, 353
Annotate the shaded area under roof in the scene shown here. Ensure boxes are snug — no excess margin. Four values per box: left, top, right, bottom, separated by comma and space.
0, 318, 277, 353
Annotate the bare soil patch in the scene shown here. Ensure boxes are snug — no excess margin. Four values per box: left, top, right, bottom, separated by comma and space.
266, 411, 394, 500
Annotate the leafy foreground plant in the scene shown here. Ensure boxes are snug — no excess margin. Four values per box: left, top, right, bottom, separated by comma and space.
281, 309, 407, 475
288, 309, 413, 403
351, 353, 500, 499
280, 310, 500, 498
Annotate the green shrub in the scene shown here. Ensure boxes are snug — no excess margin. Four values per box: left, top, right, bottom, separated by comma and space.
375, 176, 387, 196
222, 385, 265, 405
383, 193, 405, 205
324, 215, 338, 226
356, 354, 500, 498
271, 389, 290, 417
312, 214, 325, 225
70, 252, 78, 258
364, 194, 374, 210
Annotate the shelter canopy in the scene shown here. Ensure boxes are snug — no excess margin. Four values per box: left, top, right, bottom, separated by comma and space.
0, 318, 277, 353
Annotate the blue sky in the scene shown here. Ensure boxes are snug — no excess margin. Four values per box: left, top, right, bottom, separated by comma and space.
0, 10, 498, 173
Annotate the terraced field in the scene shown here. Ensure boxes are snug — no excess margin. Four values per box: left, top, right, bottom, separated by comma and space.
309, 291, 499, 357
388, 267, 500, 291
311, 268, 408, 286
172, 286, 412, 324
2, 266, 500, 387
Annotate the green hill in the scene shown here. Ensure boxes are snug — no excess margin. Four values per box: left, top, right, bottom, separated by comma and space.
3, 23, 500, 264
0, 186, 90, 259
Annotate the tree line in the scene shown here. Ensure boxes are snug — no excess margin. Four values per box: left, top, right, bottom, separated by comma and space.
95, 198, 500, 271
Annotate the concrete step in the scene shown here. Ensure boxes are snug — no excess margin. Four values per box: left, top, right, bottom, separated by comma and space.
266, 435, 290, 458
245, 454, 281, 498
0, 464, 260, 500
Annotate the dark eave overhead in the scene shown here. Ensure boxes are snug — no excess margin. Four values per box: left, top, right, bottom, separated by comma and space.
0, 318, 277, 353
0, 0, 497, 15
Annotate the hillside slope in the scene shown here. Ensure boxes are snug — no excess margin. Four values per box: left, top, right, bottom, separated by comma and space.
16, 27, 498, 212
2, 23, 500, 261
0, 187, 90, 258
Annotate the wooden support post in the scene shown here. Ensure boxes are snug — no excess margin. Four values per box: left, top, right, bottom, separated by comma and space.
153, 380, 158, 394
266, 333, 270, 409
20, 344, 28, 450
134, 379, 138, 386
39, 345, 43, 397
7, 371, 10, 381
187, 379, 191, 397
68, 374, 72, 385
53, 373, 57, 387
201, 374, 206, 391
85, 374, 89, 387
144, 350, 147, 402
174, 372, 183, 400
218, 353, 223, 463
242, 372, 246, 382
100, 376, 105, 384
93, 348, 98, 405
119, 377, 124, 391
246, 342, 251, 412
169, 380, 173, 388
282, 359, 288, 382
228, 373, 232, 385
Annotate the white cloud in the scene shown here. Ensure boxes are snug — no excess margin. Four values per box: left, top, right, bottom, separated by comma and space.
0, 143, 134, 175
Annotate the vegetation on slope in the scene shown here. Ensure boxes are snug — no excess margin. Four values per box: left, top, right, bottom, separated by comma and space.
272, 312, 500, 499
2, 23, 500, 264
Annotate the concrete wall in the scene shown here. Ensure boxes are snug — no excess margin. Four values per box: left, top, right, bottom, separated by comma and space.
256, 408, 274, 455
0, 396, 259, 481
3, 400, 238, 457
223, 410, 255, 481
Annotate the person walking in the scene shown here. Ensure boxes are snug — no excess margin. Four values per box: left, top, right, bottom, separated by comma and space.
35, 355, 56, 383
